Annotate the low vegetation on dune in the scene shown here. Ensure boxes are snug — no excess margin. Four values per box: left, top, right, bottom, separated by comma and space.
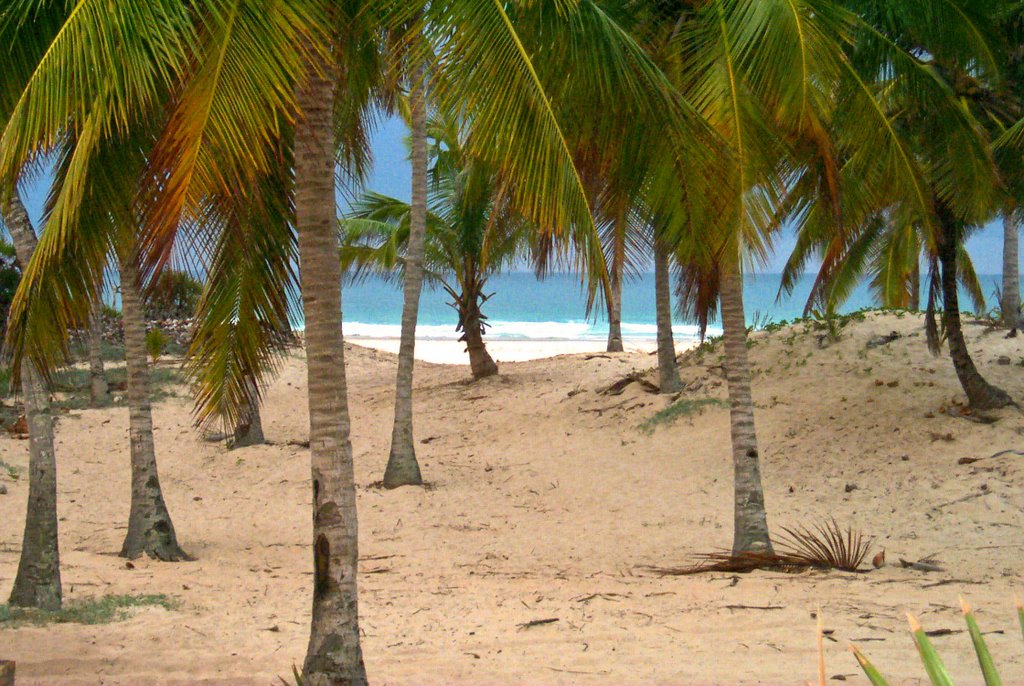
0, 594, 178, 628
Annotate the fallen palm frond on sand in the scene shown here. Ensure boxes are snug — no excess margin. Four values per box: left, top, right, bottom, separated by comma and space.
642, 519, 874, 575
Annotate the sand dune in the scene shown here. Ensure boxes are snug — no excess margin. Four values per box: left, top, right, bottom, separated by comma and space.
1, 311, 1022, 684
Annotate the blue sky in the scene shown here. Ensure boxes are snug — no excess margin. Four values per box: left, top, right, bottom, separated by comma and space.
355, 116, 1013, 275
17, 113, 1015, 276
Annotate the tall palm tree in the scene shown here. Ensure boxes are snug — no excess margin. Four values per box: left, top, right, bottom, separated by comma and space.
1004, 210, 1020, 333
605, 216, 627, 352
789, 0, 1015, 410
87, 294, 108, 406
624, 0, 1007, 552
998, 13, 1024, 335
117, 254, 190, 561
653, 230, 681, 393
1, 190, 61, 611
340, 110, 534, 380
293, 42, 368, 682
384, 64, 429, 489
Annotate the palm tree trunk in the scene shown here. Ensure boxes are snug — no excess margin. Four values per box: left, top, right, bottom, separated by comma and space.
606, 240, 624, 352
719, 261, 773, 555
88, 295, 109, 406
937, 210, 1011, 410
463, 290, 498, 379
909, 260, 921, 311
118, 257, 189, 561
3, 192, 62, 610
295, 50, 367, 686
232, 394, 265, 448
1003, 210, 1020, 333
654, 238, 681, 393
383, 65, 428, 489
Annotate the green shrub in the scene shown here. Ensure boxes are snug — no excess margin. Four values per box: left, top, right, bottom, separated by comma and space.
639, 397, 728, 433
146, 328, 169, 363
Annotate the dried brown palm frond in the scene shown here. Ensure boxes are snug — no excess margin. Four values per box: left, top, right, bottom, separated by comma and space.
776, 519, 873, 572
641, 520, 874, 576
640, 551, 812, 576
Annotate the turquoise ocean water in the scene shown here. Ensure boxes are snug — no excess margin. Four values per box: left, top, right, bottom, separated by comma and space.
336, 272, 1003, 344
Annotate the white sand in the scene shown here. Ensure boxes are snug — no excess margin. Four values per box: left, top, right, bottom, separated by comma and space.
348, 337, 664, 363
1, 312, 1023, 684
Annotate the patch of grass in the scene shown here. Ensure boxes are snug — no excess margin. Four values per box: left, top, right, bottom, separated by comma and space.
639, 397, 728, 433
0, 459, 19, 480
68, 340, 126, 363
52, 365, 181, 409
0, 593, 178, 627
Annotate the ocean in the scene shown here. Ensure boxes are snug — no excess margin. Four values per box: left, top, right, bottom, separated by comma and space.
337, 272, 1003, 344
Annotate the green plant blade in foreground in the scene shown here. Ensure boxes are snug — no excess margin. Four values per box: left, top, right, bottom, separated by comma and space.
850, 644, 891, 686
1016, 594, 1023, 645
961, 597, 1001, 686
908, 613, 954, 686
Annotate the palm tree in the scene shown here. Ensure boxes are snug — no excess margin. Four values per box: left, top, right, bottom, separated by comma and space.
87, 294, 109, 406
653, 230, 682, 393
1, 190, 62, 611
384, 64, 429, 489
340, 111, 533, 380
117, 254, 190, 561
605, 216, 627, 352
623, 0, 1010, 552
787, 0, 1015, 410
292, 43, 368, 681
1004, 210, 1020, 333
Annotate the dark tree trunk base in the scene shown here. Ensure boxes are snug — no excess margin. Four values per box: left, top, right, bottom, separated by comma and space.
382, 443, 424, 489
120, 499, 192, 562
469, 346, 499, 380
0, 660, 14, 686
462, 298, 498, 380
232, 400, 266, 449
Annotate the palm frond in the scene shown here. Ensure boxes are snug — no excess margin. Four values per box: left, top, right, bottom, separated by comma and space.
186, 160, 299, 429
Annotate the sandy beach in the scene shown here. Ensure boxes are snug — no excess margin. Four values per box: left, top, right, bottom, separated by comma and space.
1, 311, 1022, 685
348, 337, 663, 363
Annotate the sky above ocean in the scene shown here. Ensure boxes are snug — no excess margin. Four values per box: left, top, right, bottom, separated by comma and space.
356, 116, 1014, 275
13, 113, 1014, 276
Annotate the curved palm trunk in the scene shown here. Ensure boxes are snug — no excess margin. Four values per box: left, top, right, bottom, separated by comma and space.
606, 236, 624, 352
1003, 210, 1020, 333
720, 261, 773, 555
118, 257, 189, 561
383, 66, 428, 489
462, 288, 498, 380
654, 238, 681, 393
3, 193, 62, 610
937, 211, 1011, 410
88, 296, 109, 406
295, 51, 367, 686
